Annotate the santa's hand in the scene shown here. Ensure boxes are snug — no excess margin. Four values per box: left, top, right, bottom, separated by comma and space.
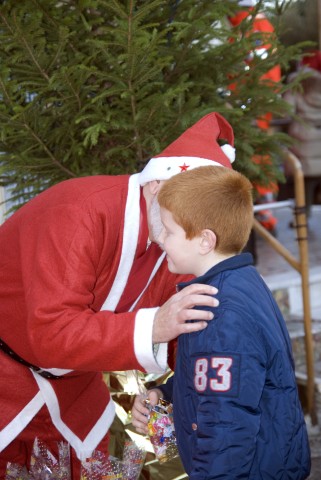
131, 389, 161, 435
152, 283, 218, 343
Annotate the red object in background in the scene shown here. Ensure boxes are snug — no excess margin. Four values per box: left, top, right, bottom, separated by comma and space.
228, 9, 281, 86
228, 7, 281, 232
300, 49, 321, 73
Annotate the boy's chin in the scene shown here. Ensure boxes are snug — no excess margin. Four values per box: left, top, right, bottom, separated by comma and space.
166, 257, 174, 270
166, 258, 178, 274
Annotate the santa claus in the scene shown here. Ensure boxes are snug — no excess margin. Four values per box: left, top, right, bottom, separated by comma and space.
0, 112, 235, 478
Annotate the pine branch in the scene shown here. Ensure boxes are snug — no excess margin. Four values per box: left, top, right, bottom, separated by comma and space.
12, 12, 50, 81
22, 117, 77, 178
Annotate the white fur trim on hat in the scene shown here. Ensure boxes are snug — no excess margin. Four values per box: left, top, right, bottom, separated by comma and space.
221, 144, 236, 163
139, 156, 222, 186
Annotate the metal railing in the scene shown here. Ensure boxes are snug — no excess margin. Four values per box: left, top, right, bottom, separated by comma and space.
253, 150, 317, 425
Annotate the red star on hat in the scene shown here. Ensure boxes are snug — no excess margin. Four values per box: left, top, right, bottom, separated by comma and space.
179, 163, 190, 172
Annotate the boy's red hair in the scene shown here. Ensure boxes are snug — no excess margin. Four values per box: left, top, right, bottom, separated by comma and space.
158, 166, 253, 255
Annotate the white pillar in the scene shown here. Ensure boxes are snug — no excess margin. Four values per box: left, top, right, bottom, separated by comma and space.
0, 186, 6, 225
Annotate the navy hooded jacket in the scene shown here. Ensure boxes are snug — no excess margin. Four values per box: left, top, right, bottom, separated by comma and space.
159, 253, 311, 479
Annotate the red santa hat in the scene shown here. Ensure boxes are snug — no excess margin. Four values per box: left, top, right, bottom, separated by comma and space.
139, 112, 236, 185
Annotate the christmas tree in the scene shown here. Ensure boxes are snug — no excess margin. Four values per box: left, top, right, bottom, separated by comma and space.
0, 0, 307, 210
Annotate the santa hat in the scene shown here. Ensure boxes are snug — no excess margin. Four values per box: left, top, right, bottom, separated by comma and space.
139, 112, 235, 185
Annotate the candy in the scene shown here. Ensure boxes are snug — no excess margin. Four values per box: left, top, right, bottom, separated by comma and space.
145, 399, 179, 464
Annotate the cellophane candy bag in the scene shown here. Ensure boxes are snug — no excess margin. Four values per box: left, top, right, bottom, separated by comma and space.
6, 438, 70, 480
5, 462, 30, 480
145, 398, 179, 463
80, 451, 123, 480
122, 440, 146, 480
29, 438, 71, 479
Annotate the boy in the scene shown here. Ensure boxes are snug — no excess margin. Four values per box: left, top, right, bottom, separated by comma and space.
132, 165, 311, 479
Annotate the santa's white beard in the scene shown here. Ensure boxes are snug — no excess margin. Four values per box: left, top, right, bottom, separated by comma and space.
149, 196, 163, 245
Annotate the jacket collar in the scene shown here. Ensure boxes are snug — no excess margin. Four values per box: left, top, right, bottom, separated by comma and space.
177, 252, 254, 291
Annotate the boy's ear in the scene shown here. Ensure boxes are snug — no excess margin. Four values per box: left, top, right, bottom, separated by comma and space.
199, 229, 216, 253
148, 180, 163, 195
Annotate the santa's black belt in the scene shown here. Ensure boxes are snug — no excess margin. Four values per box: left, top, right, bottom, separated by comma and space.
0, 337, 62, 379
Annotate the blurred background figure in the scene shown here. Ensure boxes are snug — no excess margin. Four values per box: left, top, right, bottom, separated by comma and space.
284, 50, 321, 220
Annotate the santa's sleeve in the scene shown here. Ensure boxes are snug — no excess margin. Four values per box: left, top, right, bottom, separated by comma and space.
133, 264, 194, 372
19, 201, 164, 374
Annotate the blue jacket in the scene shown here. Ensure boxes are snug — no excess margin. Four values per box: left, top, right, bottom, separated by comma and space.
159, 253, 311, 479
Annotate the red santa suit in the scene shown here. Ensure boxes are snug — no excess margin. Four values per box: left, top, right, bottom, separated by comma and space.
0, 172, 181, 462
0, 112, 236, 475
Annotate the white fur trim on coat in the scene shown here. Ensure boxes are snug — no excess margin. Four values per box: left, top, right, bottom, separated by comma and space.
32, 372, 116, 461
0, 391, 45, 451
101, 173, 141, 311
